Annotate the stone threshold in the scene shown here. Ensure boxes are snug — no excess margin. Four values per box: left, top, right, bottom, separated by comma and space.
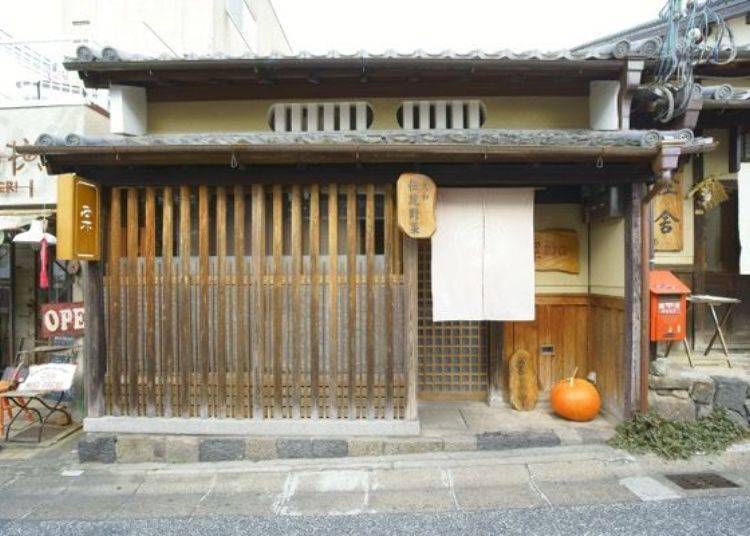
83, 416, 420, 436
79, 427, 612, 464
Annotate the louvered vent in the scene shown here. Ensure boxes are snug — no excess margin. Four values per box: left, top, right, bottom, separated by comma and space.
397, 100, 486, 130
268, 102, 373, 132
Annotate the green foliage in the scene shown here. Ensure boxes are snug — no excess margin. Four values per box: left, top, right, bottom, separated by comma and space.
607, 408, 746, 460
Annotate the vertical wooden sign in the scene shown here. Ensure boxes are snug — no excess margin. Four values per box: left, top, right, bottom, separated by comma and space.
653, 178, 683, 252
396, 173, 437, 238
57, 174, 102, 260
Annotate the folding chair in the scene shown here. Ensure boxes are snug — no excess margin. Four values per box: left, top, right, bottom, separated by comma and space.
0, 362, 76, 443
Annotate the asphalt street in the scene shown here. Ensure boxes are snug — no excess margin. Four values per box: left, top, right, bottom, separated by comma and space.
0, 496, 748, 535
1, 435, 750, 535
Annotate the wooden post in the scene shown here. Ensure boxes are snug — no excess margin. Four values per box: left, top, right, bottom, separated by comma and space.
624, 182, 643, 418
83, 261, 107, 418
250, 184, 266, 419
403, 236, 418, 421
309, 185, 321, 419
328, 184, 339, 419
692, 147, 708, 349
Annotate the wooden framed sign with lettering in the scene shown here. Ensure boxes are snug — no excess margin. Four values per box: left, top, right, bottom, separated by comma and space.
653, 179, 683, 252
534, 229, 580, 274
57, 174, 101, 260
396, 173, 437, 238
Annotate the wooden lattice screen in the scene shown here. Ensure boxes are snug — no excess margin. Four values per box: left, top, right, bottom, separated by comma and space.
417, 241, 488, 400
104, 183, 408, 420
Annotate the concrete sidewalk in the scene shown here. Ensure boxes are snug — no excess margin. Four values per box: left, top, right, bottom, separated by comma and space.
1, 432, 750, 520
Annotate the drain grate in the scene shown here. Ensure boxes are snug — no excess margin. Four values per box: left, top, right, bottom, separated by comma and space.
665, 472, 740, 490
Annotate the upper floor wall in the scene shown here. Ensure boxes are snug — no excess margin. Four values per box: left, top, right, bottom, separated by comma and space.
147, 97, 590, 133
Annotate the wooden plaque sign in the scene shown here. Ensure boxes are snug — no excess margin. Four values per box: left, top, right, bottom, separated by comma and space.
534, 229, 580, 274
396, 173, 437, 238
40, 301, 85, 337
509, 349, 538, 411
653, 179, 683, 252
57, 174, 101, 260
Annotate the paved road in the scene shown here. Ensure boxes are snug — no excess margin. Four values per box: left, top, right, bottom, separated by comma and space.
0, 496, 748, 535
1, 435, 750, 534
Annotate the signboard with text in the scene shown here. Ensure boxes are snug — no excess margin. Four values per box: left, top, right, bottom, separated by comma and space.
534, 229, 580, 274
40, 302, 85, 337
57, 174, 101, 260
396, 173, 437, 238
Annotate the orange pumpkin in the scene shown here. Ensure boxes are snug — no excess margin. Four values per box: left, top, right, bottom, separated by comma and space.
550, 372, 601, 422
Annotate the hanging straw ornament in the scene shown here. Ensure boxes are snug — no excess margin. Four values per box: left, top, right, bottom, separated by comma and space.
686, 176, 729, 215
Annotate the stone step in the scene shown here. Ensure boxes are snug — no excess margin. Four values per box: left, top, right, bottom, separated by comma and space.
78, 425, 614, 464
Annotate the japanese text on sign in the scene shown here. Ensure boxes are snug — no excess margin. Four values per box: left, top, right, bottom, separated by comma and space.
396, 173, 437, 238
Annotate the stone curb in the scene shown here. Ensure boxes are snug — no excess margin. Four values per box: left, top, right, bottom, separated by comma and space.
78, 426, 611, 464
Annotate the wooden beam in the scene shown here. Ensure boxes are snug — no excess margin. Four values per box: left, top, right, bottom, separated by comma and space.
309, 184, 321, 419
251, 184, 266, 419
65, 163, 655, 188
403, 237, 418, 421
328, 184, 339, 419
143, 187, 156, 416
83, 261, 107, 418
619, 60, 644, 130
623, 182, 643, 418
729, 126, 742, 174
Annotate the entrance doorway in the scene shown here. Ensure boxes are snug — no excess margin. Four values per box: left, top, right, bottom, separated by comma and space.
416, 241, 489, 401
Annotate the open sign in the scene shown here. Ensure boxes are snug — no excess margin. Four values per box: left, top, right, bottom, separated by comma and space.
40, 302, 85, 337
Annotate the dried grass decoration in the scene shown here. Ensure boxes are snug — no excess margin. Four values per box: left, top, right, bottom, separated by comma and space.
686, 176, 729, 215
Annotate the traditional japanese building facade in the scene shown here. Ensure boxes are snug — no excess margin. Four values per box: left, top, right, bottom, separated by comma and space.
19, 42, 716, 439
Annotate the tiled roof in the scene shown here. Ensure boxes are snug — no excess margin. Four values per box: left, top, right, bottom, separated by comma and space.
33, 128, 699, 150
65, 40, 663, 68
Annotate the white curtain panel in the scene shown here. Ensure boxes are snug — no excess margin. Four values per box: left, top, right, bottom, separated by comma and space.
431, 188, 535, 321
739, 163, 750, 275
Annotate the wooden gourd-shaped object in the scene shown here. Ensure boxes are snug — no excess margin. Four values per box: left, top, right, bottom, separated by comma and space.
509, 349, 538, 411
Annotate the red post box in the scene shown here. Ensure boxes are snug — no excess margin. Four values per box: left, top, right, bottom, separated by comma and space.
649, 270, 691, 342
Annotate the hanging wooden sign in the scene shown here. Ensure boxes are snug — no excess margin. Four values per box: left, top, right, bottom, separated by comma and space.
653, 179, 683, 252
57, 174, 101, 260
396, 173, 437, 238
534, 229, 580, 274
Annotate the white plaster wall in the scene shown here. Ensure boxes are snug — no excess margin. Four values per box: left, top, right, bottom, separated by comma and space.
589, 218, 625, 297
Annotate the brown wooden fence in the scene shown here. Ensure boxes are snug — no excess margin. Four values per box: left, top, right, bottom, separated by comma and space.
104, 183, 409, 420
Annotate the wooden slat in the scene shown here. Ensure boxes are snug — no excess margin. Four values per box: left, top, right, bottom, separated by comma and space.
144, 187, 157, 416
216, 186, 228, 418
178, 186, 192, 417
107, 188, 122, 415
250, 184, 266, 419
83, 262, 106, 418
161, 187, 174, 417
384, 184, 394, 419
309, 184, 321, 419
290, 185, 302, 419
198, 186, 210, 417
126, 188, 139, 415
272, 184, 284, 418
234, 186, 249, 418
403, 236, 418, 420
365, 184, 376, 419
328, 183, 339, 419
346, 184, 357, 419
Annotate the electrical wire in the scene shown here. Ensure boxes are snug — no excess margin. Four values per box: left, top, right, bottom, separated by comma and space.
653, 0, 736, 122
